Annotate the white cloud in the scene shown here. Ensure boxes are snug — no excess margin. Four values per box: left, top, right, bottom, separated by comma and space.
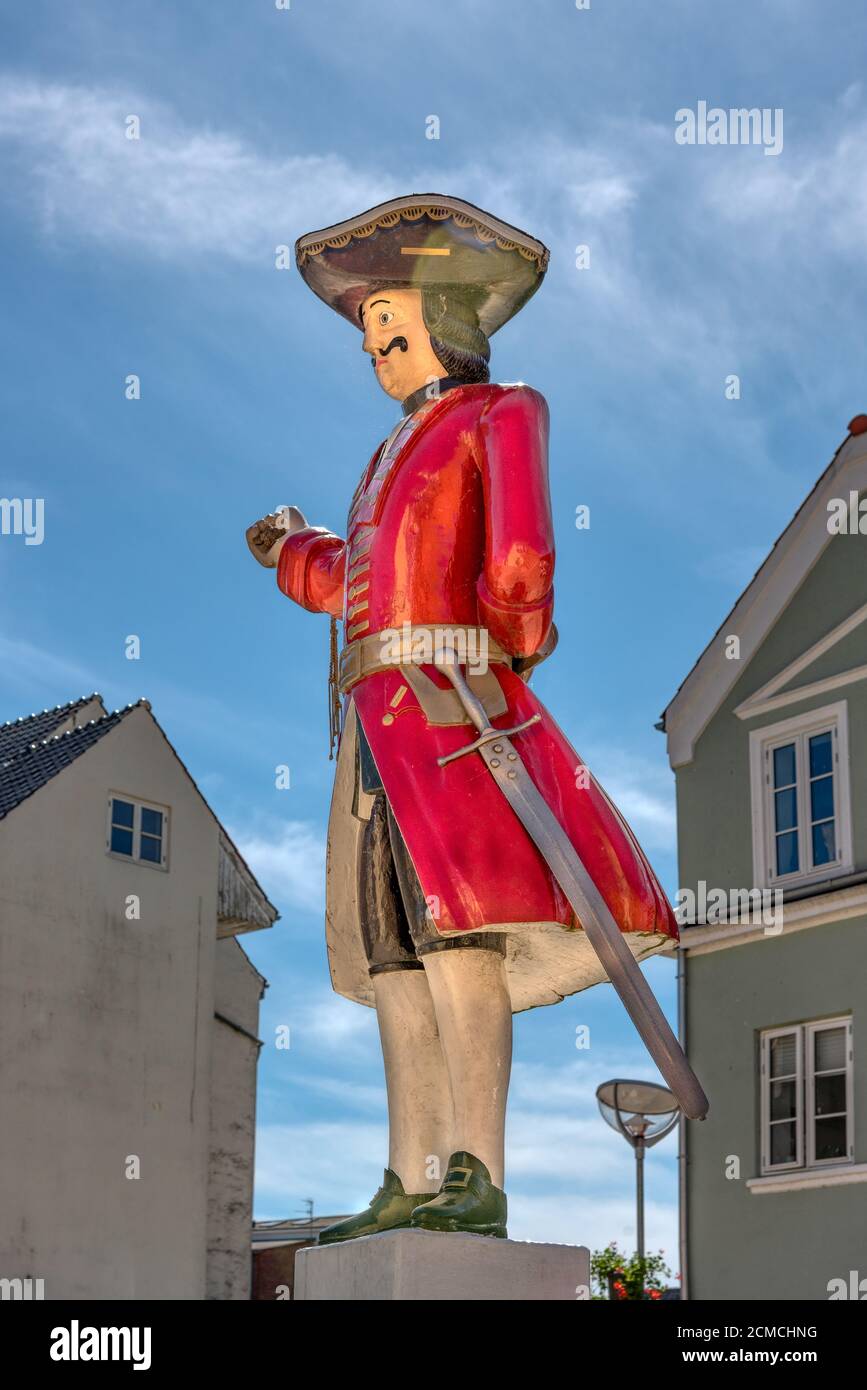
0, 634, 102, 707
577, 742, 677, 853
0, 76, 645, 287
5, 72, 863, 395
285, 985, 380, 1055
286, 1072, 386, 1113
231, 817, 326, 913
255, 1120, 386, 1218
510, 1051, 670, 1113
703, 116, 867, 259
0, 76, 390, 264
507, 1190, 678, 1267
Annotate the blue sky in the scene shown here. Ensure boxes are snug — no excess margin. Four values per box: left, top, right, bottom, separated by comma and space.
2, 0, 865, 1265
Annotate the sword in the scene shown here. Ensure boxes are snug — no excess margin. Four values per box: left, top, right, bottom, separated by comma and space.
435, 656, 709, 1122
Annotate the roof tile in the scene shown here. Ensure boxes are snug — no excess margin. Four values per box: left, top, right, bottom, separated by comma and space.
0, 705, 140, 820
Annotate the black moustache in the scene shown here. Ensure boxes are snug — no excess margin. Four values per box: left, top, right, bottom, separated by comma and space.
379, 336, 408, 357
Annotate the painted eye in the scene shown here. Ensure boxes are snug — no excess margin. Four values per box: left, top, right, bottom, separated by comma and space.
378, 310, 394, 327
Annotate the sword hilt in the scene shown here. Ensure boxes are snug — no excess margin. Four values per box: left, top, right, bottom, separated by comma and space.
435, 652, 541, 767
437, 715, 542, 767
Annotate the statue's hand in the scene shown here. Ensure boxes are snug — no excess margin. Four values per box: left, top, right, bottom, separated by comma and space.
245, 506, 308, 568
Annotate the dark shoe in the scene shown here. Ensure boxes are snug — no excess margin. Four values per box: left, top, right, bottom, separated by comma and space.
317, 1168, 433, 1245
410, 1151, 507, 1238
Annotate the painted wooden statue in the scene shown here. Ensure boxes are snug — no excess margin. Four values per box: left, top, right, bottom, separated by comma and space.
247, 195, 706, 1243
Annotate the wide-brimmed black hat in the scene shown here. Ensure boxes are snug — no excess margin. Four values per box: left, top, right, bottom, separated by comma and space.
295, 194, 549, 337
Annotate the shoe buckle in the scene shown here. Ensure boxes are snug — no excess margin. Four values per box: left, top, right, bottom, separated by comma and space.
443, 1165, 473, 1190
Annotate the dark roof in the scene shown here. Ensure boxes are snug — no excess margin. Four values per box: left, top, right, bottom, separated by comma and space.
0, 703, 142, 820
0, 693, 278, 927
251, 1216, 354, 1246
0, 694, 102, 764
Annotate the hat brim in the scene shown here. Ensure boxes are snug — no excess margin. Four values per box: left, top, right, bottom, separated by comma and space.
295, 194, 549, 337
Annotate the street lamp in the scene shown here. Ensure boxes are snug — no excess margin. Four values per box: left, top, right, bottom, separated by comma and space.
596, 1079, 680, 1298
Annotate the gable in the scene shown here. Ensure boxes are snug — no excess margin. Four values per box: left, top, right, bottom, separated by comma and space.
664, 425, 867, 767
730, 537, 867, 724
0, 697, 278, 932
735, 607, 867, 721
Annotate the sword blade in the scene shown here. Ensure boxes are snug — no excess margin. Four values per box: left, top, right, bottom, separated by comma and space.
437, 660, 709, 1120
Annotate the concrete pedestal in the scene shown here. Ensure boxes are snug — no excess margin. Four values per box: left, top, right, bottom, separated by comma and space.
294, 1229, 590, 1301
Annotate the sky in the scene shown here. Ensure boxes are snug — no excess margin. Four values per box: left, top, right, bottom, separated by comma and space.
2, 0, 866, 1269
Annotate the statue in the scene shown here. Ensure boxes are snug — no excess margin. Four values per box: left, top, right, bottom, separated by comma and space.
247, 195, 707, 1244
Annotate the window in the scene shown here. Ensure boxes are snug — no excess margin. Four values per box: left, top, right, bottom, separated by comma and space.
106, 795, 169, 869
760, 1018, 853, 1175
749, 702, 853, 889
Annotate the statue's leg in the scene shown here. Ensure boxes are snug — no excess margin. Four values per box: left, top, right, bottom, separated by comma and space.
418, 946, 512, 1189
372, 968, 452, 1193
318, 792, 453, 1245
384, 798, 511, 1234
359, 794, 452, 1193
383, 800, 513, 1187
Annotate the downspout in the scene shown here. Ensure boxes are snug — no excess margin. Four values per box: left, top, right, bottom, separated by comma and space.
677, 940, 689, 1300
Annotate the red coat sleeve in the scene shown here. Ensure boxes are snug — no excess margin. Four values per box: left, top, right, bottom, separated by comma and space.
276, 526, 346, 618
475, 385, 555, 657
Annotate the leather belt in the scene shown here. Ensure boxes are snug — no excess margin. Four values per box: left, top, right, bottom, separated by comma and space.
338, 624, 510, 695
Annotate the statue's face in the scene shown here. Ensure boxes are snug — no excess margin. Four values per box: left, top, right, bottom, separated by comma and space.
360, 286, 444, 402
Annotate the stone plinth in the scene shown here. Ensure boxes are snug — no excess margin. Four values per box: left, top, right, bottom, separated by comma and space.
294, 1228, 590, 1301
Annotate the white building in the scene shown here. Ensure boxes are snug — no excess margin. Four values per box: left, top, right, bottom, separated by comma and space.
0, 694, 278, 1300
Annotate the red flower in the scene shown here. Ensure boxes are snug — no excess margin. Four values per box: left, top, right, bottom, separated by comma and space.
649, 1289, 662, 1300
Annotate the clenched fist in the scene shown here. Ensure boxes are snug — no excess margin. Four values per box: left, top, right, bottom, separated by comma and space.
245, 506, 308, 568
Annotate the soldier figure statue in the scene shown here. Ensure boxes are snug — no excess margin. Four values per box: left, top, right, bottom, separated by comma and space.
247, 194, 705, 1244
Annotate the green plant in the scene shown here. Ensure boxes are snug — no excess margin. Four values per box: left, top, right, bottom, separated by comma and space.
590, 1242, 673, 1300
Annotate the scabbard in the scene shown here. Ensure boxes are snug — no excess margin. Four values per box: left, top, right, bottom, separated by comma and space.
436, 659, 709, 1122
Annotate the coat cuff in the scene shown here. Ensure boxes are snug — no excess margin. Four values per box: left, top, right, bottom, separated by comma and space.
276, 526, 342, 612
476, 574, 554, 658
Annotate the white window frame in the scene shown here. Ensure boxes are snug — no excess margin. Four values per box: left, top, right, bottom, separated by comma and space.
805, 1017, 855, 1169
759, 1017, 854, 1176
106, 792, 170, 871
760, 1025, 803, 1175
749, 701, 853, 891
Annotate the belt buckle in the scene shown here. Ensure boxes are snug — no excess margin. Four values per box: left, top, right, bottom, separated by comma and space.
339, 642, 362, 692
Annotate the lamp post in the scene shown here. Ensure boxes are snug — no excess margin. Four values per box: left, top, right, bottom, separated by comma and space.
596, 1079, 680, 1298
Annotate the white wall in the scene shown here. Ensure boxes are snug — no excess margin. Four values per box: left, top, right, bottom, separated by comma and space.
0, 708, 219, 1299
205, 939, 264, 1300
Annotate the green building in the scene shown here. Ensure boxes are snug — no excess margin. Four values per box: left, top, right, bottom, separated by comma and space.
661, 417, 867, 1301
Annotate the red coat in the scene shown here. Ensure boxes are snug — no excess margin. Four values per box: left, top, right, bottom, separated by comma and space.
277, 383, 677, 1010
